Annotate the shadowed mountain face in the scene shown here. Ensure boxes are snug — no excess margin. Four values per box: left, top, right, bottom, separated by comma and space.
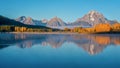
0, 33, 120, 55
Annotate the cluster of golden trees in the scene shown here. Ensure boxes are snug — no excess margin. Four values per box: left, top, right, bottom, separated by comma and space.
94, 23, 111, 32
65, 23, 120, 33
15, 26, 53, 32
15, 27, 27, 32
0, 25, 14, 32
0, 25, 53, 32
111, 23, 120, 31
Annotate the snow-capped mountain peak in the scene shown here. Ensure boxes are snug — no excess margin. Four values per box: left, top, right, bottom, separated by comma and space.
41, 19, 48, 23
75, 10, 109, 26
16, 16, 26, 23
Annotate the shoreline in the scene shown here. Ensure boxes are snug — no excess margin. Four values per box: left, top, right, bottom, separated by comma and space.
1, 31, 120, 34
0, 32, 79, 34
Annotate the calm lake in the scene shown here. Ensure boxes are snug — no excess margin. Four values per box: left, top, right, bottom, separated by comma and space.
0, 33, 120, 68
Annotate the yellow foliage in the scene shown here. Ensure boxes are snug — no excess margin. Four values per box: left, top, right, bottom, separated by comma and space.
0, 25, 11, 31
85, 28, 95, 33
15, 27, 27, 32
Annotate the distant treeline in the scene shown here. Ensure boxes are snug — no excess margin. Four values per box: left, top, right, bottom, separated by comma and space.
0, 23, 120, 33
0, 25, 60, 32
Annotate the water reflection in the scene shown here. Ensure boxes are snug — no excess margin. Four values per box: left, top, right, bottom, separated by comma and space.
0, 33, 120, 55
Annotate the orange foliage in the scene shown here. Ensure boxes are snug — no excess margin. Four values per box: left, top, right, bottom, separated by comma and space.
94, 23, 111, 32
112, 23, 120, 31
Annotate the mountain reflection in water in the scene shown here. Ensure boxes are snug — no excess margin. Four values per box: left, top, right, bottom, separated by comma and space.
0, 33, 120, 55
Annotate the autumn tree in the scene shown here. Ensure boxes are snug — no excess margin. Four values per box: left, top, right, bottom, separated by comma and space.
112, 23, 120, 31
64, 28, 70, 32
94, 23, 111, 32
0, 25, 11, 32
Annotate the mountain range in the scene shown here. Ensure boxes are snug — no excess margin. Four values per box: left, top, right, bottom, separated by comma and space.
15, 10, 117, 29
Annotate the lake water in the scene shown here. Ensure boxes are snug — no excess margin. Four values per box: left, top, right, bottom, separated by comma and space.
0, 33, 120, 68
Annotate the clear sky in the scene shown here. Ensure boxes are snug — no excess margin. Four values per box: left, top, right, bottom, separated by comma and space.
0, 0, 120, 22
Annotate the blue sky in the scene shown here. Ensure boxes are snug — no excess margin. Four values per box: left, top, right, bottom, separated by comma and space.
0, 0, 120, 22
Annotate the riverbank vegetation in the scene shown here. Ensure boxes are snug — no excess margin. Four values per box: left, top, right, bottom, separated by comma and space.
0, 23, 120, 34
70, 23, 120, 33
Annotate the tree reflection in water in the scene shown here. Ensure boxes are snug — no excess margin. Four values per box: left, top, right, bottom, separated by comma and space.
0, 33, 120, 55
